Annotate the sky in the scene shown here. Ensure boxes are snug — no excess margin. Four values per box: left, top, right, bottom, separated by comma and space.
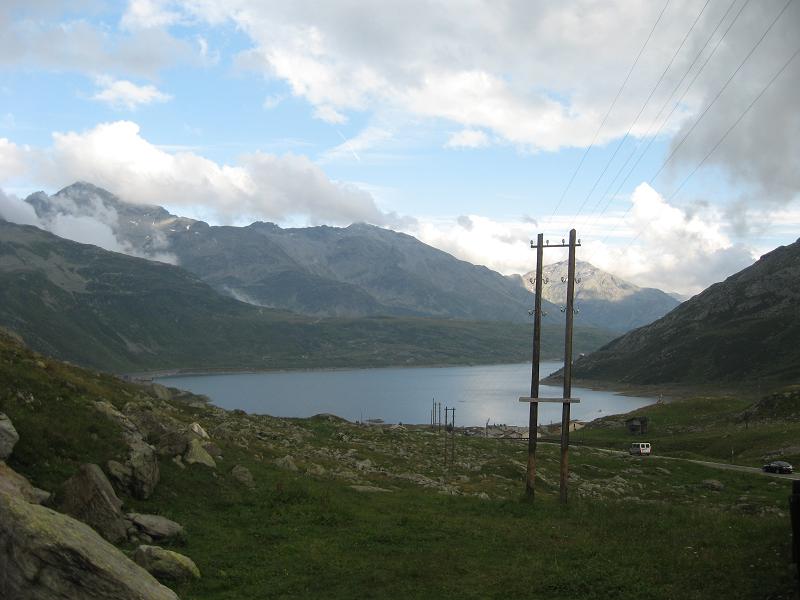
0, 0, 798, 295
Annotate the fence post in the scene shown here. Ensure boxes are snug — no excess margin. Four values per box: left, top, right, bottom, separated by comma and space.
791, 480, 800, 585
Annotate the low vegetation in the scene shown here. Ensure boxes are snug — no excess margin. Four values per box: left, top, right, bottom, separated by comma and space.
1, 331, 797, 599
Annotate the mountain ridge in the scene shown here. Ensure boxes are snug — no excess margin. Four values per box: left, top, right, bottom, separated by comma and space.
517, 260, 680, 332
0, 219, 614, 372
565, 238, 800, 385
26, 183, 550, 324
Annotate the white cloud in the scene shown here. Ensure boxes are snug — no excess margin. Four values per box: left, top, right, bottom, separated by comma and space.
32, 120, 391, 227
0, 189, 39, 226
580, 183, 756, 294
399, 183, 770, 296
445, 129, 490, 149
92, 76, 172, 110
0, 138, 27, 181
121, 0, 183, 30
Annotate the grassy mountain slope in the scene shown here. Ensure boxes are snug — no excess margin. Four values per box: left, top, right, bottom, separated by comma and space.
569, 238, 800, 386
0, 220, 612, 373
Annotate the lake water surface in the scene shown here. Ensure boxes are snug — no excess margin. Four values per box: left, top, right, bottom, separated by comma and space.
155, 361, 655, 427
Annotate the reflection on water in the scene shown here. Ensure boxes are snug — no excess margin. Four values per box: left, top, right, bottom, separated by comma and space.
156, 361, 655, 427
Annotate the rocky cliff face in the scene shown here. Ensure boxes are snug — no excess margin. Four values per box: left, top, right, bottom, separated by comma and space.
569, 239, 800, 385
26, 183, 549, 323
517, 260, 679, 332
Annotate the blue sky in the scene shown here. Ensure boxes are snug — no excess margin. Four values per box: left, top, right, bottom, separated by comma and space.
0, 0, 798, 294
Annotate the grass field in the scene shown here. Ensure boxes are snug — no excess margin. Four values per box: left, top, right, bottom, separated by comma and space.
1, 332, 798, 599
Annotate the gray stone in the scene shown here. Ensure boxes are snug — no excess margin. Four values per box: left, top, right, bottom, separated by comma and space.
202, 441, 223, 458
0, 461, 50, 504
0, 412, 20, 460
126, 436, 159, 499
231, 465, 256, 489
93, 401, 160, 499
189, 422, 209, 439
133, 545, 201, 583
184, 438, 216, 468
59, 464, 128, 544
127, 513, 184, 541
157, 430, 190, 457
702, 479, 724, 491
275, 455, 298, 471
0, 491, 178, 599
349, 485, 391, 493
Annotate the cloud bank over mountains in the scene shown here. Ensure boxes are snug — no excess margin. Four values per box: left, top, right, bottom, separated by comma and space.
0, 1, 798, 296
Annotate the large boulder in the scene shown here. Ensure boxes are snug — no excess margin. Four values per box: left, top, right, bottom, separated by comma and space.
0, 462, 50, 504
58, 464, 128, 544
127, 513, 184, 541
133, 545, 201, 583
0, 491, 178, 600
94, 401, 159, 499
0, 412, 19, 460
184, 438, 216, 468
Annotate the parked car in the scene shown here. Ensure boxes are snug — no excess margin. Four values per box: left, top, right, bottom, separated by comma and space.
629, 442, 651, 456
762, 460, 793, 474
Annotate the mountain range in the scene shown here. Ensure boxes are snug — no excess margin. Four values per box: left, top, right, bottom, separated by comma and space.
26, 183, 550, 324
566, 237, 800, 386
514, 260, 680, 333
0, 219, 614, 372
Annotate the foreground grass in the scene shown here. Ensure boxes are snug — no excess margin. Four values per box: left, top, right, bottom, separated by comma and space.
138, 446, 795, 600
1, 331, 797, 599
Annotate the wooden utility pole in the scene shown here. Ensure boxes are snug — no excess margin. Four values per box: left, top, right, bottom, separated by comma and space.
560, 228, 578, 504
519, 230, 581, 502
525, 233, 544, 498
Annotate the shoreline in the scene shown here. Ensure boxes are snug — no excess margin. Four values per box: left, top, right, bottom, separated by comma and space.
126, 359, 571, 382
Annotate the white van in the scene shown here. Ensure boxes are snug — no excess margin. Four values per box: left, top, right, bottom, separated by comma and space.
629, 442, 651, 456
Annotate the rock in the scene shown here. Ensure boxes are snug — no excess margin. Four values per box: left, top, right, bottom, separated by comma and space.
133, 545, 201, 583
0, 412, 20, 460
0, 491, 178, 599
349, 485, 392, 493
127, 513, 185, 541
702, 479, 724, 491
355, 458, 374, 471
305, 463, 326, 476
231, 465, 256, 489
0, 461, 50, 504
106, 459, 134, 492
93, 401, 159, 499
189, 422, 209, 439
275, 455, 298, 471
58, 464, 128, 544
157, 430, 190, 457
202, 441, 223, 458
184, 438, 216, 468
126, 437, 160, 499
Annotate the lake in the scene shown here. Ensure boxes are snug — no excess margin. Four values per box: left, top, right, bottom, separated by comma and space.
155, 361, 655, 427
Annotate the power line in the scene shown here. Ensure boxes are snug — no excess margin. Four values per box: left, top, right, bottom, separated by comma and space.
573, 0, 795, 304
585, 36, 797, 293
586, 0, 788, 251
569, 0, 712, 228
543, 0, 671, 231
650, 0, 794, 183
575, 0, 741, 233
668, 45, 800, 202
